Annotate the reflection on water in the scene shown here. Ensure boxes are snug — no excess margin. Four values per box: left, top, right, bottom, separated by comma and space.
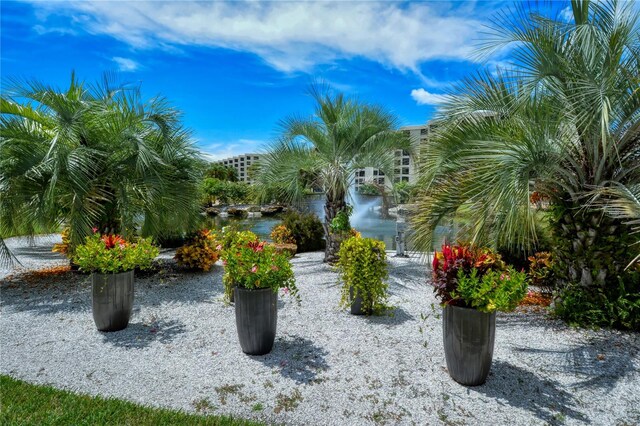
203, 194, 454, 251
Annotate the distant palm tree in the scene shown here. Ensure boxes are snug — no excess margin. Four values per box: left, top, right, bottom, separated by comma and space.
257, 84, 411, 262
412, 1, 639, 308
0, 72, 203, 255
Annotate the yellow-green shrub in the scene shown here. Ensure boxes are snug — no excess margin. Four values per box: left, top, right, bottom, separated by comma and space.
174, 229, 220, 271
337, 236, 389, 315
270, 225, 295, 244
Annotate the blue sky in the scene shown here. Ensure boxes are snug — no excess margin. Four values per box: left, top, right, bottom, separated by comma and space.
1, 1, 569, 160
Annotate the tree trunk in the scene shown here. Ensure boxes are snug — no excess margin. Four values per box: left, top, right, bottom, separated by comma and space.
323, 193, 347, 264
552, 207, 634, 290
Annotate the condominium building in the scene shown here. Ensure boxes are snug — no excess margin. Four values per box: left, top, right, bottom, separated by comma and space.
217, 153, 261, 183
353, 123, 435, 189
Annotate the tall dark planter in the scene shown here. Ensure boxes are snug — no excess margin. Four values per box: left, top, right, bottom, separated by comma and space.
234, 287, 277, 355
349, 286, 364, 315
92, 270, 134, 332
443, 305, 496, 386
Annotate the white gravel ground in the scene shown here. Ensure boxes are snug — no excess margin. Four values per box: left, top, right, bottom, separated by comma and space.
1, 235, 640, 425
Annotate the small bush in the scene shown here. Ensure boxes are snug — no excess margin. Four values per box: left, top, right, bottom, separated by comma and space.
282, 210, 325, 252
329, 206, 352, 234
554, 272, 640, 331
270, 225, 295, 244
174, 229, 221, 271
528, 251, 555, 294
337, 236, 389, 314
52, 227, 72, 257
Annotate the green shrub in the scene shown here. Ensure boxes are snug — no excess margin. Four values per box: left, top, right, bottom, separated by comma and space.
329, 205, 353, 234
337, 236, 389, 315
453, 268, 528, 312
554, 272, 640, 331
270, 225, 296, 244
73, 234, 159, 274
282, 211, 325, 252
527, 251, 555, 294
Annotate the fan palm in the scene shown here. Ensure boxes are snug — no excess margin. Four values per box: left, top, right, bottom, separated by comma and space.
0, 72, 203, 258
412, 0, 639, 323
257, 84, 411, 262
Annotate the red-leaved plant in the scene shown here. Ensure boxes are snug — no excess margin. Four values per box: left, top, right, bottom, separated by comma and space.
431, 243, 505, 305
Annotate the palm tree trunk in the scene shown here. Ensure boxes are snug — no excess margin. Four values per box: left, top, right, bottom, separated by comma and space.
552, 207, 632, 290
323, 194, 347, 263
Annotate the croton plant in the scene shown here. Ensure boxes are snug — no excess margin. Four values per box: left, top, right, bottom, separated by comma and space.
431, 243, 527, 312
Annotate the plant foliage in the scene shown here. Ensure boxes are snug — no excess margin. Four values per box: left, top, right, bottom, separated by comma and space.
175, 229, 221, 271
0, 72, 203, 252
270, 225, 296, 244
220, 236, 298, 302
431, 243, 527, 312
73, 233, 159, 274
256, 82, 411, 262
281, 210, 325, 253
412, 1, 640, 328
337, 236, 389, 315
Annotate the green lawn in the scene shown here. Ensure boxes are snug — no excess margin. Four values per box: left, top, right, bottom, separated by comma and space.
0, 375, 264, 426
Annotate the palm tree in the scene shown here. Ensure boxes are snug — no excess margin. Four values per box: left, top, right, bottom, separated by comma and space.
0, 72, 203, 254
257, 84, 411, 262
412, 1, 639, 325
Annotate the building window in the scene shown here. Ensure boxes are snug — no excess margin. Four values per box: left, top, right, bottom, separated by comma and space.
376, 178, 385, 185
402, 150, 410, 156
402, 158, 410, 165
254, 156, 259, 160
240, 168, 244, 171
394, 168, 400, 175
395, 151, 401, 157
402, 168, 410, 175
394, 177, 400, 183
379, 171, 385, 176
358, 170, 365, 177
402, 176, 409, 182
373, 170, 378, 176
395, 160, 401, 166
420, 128, 429, 135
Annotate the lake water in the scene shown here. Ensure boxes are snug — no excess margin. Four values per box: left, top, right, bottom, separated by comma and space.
205, 194, 453, 251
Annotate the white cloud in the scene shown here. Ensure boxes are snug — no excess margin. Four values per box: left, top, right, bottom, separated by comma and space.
30, 1, 486, 73
32, 24, 76, 36
111, 57, 140, 72
560, 7, 574, 22
199, 139, 265, 161
410, 88, 451, 106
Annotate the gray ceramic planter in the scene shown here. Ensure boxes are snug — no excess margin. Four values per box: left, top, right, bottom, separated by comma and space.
234, 287, 277, 355
349, 286, 365, 315
92, 270, 134, 332
443, 304, 496, 386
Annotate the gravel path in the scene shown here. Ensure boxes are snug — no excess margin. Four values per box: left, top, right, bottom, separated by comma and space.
1, 236, 639, 425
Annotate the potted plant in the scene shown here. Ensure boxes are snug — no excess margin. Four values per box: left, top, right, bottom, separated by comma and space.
74, 233, 159, 332
337, 235, 389, 315
220, 236, 298, 355
220, 228, 258, 303
431, 244, 527, 385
